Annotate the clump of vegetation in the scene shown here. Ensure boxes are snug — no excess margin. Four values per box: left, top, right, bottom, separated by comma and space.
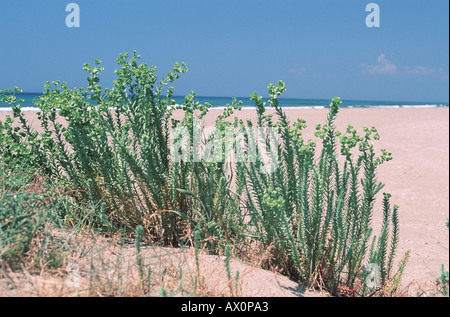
0, 163, 43, 268
0, 51, 409, 296
236, 86, 409, 295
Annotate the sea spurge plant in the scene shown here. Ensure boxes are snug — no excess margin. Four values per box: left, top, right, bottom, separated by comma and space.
239, 91, 408, 295
0, 88, 42, 173
1, 53, 190, 242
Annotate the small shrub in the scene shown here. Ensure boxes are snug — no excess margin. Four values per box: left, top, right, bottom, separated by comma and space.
237, 84, 409, 296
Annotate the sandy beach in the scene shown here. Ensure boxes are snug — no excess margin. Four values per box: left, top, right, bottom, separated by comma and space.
1, 106, 448, 295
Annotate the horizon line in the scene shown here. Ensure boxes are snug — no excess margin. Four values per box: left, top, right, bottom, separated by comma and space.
9, 92, 450, 105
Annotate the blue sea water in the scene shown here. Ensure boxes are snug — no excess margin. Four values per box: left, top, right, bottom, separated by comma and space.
0, 92, 448, 111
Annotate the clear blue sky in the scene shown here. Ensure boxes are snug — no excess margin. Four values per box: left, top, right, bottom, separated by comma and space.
0, 0, 448, 102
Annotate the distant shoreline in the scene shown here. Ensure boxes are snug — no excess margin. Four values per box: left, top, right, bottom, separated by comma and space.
1, 104, 449, 112
1, 93, 448, 110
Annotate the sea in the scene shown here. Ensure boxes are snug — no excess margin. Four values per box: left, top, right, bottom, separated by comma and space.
0, 92, 448, 111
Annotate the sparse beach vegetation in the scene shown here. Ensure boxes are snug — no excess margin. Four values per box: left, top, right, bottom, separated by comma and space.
4, 52, 448, 298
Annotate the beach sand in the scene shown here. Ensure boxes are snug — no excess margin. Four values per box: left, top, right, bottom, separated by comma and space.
1, 107, 448, 295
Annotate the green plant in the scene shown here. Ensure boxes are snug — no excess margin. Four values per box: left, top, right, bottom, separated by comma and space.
237, 83, 409, 296
33, 246, 69, 270
224, 244, 241, 296
0, 163, 44, 268
437, 265, 449, 297
0, 89, 45, 174
193, 230, 201, 296
436, 220, 449, 296
135, 224, 144, 281
1, 52, 243, 250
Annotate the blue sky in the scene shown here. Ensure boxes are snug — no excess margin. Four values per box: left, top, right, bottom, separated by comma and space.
0, 0, 448, 102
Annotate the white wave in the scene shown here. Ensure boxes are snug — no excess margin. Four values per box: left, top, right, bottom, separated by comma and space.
0, 107, 39, 112
371, 105, 401, 108
400, 104, 439, 108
